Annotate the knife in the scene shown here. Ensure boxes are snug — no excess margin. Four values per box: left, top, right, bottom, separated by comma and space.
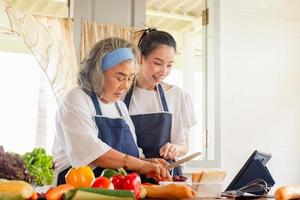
165, 152, 201, 170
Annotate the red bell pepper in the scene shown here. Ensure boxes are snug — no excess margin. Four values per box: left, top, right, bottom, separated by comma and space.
111, 174, 124, 189
111, 173, 141, 199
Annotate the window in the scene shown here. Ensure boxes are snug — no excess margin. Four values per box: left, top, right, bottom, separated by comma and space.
0, 51, 57, 154
0, 0, 68, 154
163, 31, 204, 156
146, 0, 220, 167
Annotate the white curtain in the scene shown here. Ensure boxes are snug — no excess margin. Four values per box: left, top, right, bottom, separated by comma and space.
80, 20, 140, 62
1, 0, 77, 102
0, 0, 78, 151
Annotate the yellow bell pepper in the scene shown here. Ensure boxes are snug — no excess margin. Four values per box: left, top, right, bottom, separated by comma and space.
65, 166, 95, 188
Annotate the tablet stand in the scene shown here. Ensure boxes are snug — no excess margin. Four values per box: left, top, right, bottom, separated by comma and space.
228, 159, 275, 195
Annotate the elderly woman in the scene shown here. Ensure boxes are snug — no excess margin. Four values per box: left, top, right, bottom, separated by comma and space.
52, 37, 170, 185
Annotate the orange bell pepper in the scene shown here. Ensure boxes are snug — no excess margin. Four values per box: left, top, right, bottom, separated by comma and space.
65, 166, 95, 188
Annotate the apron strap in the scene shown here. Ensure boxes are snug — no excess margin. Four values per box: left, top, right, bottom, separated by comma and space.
157, 84, 169, 112
91, 91, 124, 118
124, 84, 134, 109
115, 102, 124, 118
91, 92, 102, 115
124, 80, 169, 112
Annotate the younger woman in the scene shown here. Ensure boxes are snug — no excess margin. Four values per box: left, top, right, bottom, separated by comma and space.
124, 29, 196, 176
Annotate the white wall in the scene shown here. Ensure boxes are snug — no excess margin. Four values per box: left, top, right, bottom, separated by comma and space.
220, 0, 300, 189
72, 0, 300, 188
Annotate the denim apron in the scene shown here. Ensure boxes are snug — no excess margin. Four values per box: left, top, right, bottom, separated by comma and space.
57, 92, 139, 185
124, 83, 182, 176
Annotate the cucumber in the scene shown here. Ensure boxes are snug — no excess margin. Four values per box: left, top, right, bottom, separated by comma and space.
79, 188, 134, 197
70, 190, 134, 200
0, 193, 23, 200
63, 188, 135, 200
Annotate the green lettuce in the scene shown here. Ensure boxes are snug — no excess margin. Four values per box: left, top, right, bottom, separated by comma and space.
22, 148, 54, 186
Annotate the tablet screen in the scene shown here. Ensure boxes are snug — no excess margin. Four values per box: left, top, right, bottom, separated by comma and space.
225, 150, 272, 192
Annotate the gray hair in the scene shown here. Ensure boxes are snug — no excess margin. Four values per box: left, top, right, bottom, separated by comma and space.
77, 37, 138, 96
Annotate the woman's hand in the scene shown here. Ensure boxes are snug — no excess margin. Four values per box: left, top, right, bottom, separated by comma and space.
142, 158, 169, 166
136, 161, 172, 181
159, 142, 179, 160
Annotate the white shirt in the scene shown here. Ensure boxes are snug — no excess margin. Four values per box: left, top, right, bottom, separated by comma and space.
127, 84, 196, 145
52, 87, 141, 183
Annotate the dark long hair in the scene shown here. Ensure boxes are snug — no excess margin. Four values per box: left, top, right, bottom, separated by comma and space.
137, 28, 177, 57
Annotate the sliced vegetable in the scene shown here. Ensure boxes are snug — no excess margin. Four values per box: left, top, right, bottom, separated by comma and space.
63, 187, 135, 200
65, 166, 95, 188
173, 175, 188, 182
92, 176, 114, 189
45, 184, 74, 200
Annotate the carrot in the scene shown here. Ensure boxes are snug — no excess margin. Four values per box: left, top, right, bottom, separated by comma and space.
29, 192, 38, 200
46, 184, 75, 200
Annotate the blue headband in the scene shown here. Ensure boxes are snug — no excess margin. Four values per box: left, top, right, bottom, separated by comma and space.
101, 48, 134, 71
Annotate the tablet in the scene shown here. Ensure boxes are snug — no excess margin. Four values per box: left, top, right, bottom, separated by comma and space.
225, 150, 273, 192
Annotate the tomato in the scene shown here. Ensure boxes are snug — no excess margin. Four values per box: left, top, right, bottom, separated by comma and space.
92, 176, 114, 189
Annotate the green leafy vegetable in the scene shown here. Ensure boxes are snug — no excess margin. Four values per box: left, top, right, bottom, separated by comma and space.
22, 148, 54, 186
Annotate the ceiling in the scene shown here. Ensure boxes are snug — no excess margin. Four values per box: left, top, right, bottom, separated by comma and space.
146, 0, 205, 33
2, 0, 204, 69
4, 0, 204, 32
5, 0, 68, 17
